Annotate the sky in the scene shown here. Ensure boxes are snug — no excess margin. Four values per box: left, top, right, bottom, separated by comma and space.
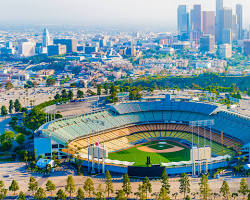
0, 0, 249, 30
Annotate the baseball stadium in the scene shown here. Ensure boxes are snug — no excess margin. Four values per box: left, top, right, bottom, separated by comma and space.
35, 95, 250, 176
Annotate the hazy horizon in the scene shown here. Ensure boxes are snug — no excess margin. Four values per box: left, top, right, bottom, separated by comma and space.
0, 0, 249, 30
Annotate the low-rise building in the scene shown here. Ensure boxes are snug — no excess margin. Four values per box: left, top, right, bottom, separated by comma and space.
36, 158, 55, 169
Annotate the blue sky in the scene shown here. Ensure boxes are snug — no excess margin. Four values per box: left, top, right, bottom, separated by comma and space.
0, 0, 248, 29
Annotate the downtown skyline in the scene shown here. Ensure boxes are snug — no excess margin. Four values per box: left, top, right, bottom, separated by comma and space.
0, 0, 249, 31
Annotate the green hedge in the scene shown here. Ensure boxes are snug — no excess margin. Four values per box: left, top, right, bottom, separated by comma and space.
24, 98, 66, 131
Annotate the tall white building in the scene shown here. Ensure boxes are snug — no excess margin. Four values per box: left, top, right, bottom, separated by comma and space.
18, 41, 36, 57
42, 28, 51, 47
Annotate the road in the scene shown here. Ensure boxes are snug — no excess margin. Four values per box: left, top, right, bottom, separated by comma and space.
0, 116, 11, 134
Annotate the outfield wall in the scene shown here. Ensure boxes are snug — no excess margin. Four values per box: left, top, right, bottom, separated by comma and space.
80, 159, 228, 176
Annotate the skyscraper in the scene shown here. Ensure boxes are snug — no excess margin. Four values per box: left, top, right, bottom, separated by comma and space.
202, 11, 215, 36
42, 28, 51, 47
177, 5, 189, 40
236, 4, 243, 40
215, 0, 224, 43
190, 4, 202, 44
222, 28, 232, 44
232, 15, 238, 41
217, 7, 233, 44
216, 0, 223, 13
191, 5, 202, 32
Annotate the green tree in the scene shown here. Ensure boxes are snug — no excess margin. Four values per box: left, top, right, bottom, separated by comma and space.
78, 80, 85, 88
220, 181, 230, 200
86, 89, 96, 96
179, 173, 190, 199
157, 187, 170, 200
61, 89, 68, 98
16, 133, 25, 145
65, 175, 76, 198
97, 84, 102, 95
9, 179, 19, 195
1, 106, 8, 117
0, 180, 7, 200
28, 176, 38, 195
70, 82, 77, 88
14, 99, 22, 112
77, 90, 84, 98
9, 100, 14, 114
56, 189, 66, 200
104, 83, 109, 94
161, 170, 170, 194
95, 184, 105, 200
199, 175, 211, 200
143, 176, 152, 199
122, 173, 132, 198
115, 190, 127, 200
46, 78, 56, 86
24, 151, 28, 165
83, 178, 95, 197
238, 178, 249, 198
18, 191, 26, 200
67, 90, 74, 100
25, 81, 34, 88
185, 195, 191, 200
2, 130, 15, 141
45, 180, 56, 197
1, 140, 12, 151
74, 154, 82, 175
105, 170, 114, 198
34, 187, 46, 200
134, 184, 146, 200
52, 151, 58, 161
76, 188, 85, 200
247, 89, 250, 96
6, 81, 14, 90
129, 88, 141, 100
54, 93, 61, 100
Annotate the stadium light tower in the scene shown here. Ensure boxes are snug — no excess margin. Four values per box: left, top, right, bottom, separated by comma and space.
84, 114, 106, 175
189, 119, 214, 177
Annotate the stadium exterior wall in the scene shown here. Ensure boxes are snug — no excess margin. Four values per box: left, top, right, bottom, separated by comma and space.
80, 160, 228, 176
165, 161, 227, 175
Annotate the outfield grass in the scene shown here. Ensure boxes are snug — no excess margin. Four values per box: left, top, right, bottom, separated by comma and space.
108, 140, 190, 166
